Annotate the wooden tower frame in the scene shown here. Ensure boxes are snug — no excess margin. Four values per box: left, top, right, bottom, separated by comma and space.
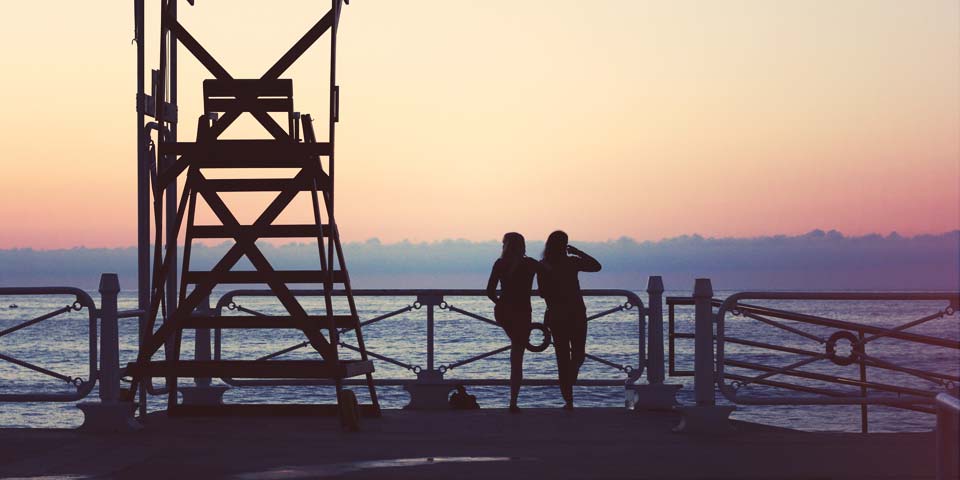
129, 0, 378, 427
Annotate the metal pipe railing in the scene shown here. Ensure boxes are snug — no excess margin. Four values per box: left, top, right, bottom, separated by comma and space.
0, 287, 98, 402
669, 282, 958, 433
209, 288, 648, 390
713, 291, 959, 407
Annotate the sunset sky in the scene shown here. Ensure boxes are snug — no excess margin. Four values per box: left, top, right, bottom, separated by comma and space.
0, 1, 957, 249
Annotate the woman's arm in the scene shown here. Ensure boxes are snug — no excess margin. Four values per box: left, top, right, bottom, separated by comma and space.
486, 260, 501, 303
532, 258, 549, 297
568, 246, 601, 272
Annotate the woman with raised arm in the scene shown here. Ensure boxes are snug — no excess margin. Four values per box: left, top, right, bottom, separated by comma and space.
486, 232, 542, 413
538, 230, 601, 410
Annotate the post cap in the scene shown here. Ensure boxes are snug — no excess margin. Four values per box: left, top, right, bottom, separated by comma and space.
693, 278, 713, 298
646, 276, 664, 294
98, 273, 121, 294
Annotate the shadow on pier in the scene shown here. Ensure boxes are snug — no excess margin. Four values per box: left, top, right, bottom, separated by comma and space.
0, 409, 934, 479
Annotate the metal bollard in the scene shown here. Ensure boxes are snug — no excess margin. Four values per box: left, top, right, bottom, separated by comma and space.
693, 278, 714, 406
98, 273, 120, 403
403, 294, 455, 409
646, 276, 665, 385
180, 294, 228, 405
77, 273, 140, 432
626, 276, 682, 410
194, 295, 213, 388
673, 278, 733, 432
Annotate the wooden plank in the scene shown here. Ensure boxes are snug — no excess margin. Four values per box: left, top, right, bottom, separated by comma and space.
182, 315, 355, 329
262, 11, 334, 80
199, 176, 328, 192
205, 98, 293, 114
168, 20, 231, 80
203, 79, 293, 98
160, 140, 331, 158
183, 270, 346, 284
251, 110, 292, 140
129, 359, 374, 379
191, 224, 329, 239
168, 404, 380, 417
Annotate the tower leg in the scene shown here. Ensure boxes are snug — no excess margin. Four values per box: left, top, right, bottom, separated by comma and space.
365, 372, 381, 416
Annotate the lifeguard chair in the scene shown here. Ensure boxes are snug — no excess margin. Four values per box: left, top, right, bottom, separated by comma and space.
126, 0, 378, 430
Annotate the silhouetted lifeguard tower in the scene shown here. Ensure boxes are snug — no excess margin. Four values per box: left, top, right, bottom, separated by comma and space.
126, 0, 377, 429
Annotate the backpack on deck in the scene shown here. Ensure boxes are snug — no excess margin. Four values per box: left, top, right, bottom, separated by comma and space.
449, 384, 480, 410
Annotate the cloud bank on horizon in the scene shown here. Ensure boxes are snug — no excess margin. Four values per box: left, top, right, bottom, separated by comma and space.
0, 230, 957, 291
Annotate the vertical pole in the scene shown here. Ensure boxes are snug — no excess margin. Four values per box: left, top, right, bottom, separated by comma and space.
134, 0, 148, 419
161, 0, 179, 411
194, 295, 212, 388
668, 302, 676, 376
646, 276, 665, 385
858, 331, 868, 433
329, 0, 339, 210
164, 0, 179, 347
427, 304, 435, 372
693, 278, 714, 406
98, 274, 121, 403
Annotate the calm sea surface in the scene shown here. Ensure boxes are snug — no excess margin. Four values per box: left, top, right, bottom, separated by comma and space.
1, 289, 957, 432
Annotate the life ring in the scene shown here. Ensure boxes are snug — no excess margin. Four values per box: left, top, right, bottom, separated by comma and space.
825, 330, 863, 366
526, 322, 551, 352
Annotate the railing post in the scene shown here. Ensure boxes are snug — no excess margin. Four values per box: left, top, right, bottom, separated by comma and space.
77, 274, 141, 432
180, 294, 228, 405
427, 303, 435, 372
99, 273, 120, 403
647, 276, 665, 385
404, 293, 455, 409
693, 278, 714, 406
674, 278, 734, 433
627, 276, 681, 410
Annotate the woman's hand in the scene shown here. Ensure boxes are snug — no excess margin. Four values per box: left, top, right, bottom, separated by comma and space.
566, 245, 584, 256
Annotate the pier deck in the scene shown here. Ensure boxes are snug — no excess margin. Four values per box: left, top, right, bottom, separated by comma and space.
0, 409, 934, 479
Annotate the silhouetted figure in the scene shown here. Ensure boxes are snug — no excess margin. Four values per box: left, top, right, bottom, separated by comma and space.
538, 230, 601, 410
486, 232, 542, 413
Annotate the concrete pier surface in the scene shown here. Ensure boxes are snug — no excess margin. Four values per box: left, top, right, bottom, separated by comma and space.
0, 409, 935, 479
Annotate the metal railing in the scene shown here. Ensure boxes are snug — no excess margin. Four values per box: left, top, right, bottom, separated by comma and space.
0, 275, 143, 405
0, 287, 98, 402
208, 289, 648, 390
715, 292, 958, 411
666, 295, 718, 377
669, 290, 959, 432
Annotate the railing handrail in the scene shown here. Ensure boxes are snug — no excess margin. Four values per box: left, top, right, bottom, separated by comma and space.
210, 288, 648, 389
216, 288, 645, 310
0, 286, 97, 305
0, 286, 99, 402
714, 291, 959, 407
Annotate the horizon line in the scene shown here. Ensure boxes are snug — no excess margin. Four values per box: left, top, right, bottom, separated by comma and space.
3, 228, 958, 252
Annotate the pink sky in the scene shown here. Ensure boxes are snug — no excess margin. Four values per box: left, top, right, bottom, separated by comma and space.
0, 1, 957, 249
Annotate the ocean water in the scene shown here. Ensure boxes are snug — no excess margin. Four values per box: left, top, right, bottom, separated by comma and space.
0, 289, 956, 432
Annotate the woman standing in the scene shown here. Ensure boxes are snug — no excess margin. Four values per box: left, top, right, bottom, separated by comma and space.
486, 232, 542, 413
538, 230, 601, 410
